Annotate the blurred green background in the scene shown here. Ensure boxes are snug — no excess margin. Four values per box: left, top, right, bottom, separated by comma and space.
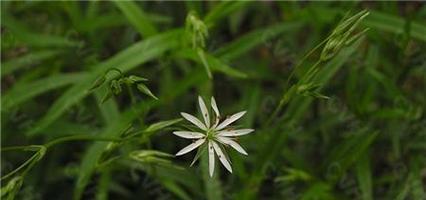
1, 1, 425, 200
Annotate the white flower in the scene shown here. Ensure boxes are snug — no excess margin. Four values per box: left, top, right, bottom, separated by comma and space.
174, 96, 254, 177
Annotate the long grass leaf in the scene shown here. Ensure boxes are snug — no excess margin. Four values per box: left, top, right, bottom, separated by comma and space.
2, 15, 79, 47
201, 153, 223, 200
240, 38, 364, 198
28, 30, 183, 136
364, 11, 426, 42
1, 51, 60, 77
204, 1, 249, 27
115, 1, 158, 37
175, 48, 247, 78
214, 22, 302, 61
2, 73, 89, 111
356, 152, 373, 200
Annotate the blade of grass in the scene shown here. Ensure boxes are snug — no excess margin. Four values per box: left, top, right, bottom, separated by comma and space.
27, 29, 183, 136
175, 48, 247, 78
95, 168, 111, 200
1, 50, 60, 77
2, 15, 80, 48
214, 22, 302, 61
160, 179, 192, 200
364, 11, 426, 42
324, 130, 378, 184
74, 103, 151, 200
356, 152, 373, 200
2, 73, 89, 111
115, 1, 158, 37
204, 1, 250, 27
239, 37, 364, 198
201, 152, 223, 200
128, 161, 202, 198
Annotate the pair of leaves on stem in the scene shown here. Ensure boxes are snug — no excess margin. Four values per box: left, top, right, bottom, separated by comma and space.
89, 69, 158, 103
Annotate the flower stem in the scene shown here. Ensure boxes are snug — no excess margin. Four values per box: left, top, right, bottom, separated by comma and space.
265, 60, 322, 126
44, 135, 122, 148
1, 135, 122, 181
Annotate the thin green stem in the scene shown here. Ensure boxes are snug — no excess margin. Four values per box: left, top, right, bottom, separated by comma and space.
1, 146, 32, 152
283, 34, 333, 91
1, 150, 39, 181
45, 135, 122, 148
265, 34, 331, 128
265, 60, 322, 126
1, 135, 122, 181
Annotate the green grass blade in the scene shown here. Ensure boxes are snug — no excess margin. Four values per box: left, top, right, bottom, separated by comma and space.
1, 50, 60, 77
115, 1, 158, 37
324, 130, 379, 184
356, 153, 373, 200
95, 168, 111, 200
160, 179, 192, 200
364, 11, 426, 42
201, 153, 223, 200
2, 15, 80, 47
204, 1, 249, 27
214, 22, 302, 61
175, 48, 247, 78
2, 73, 89, 111
240, 38, 365, 198
27, 30, 183, 136
74, 105, 148, 200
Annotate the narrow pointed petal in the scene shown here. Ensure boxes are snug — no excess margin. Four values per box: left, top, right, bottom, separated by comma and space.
215, 111, 247, 131
181, 112, 207, 130
217, 129, 254, 137
173, 131, 205, 139
217, 136, 248, 155
212, 141, 232, 173
212, 117, 220, 129
176, 138, 206, 156
198, 96, 210, 128
208, 141, 215, 177
211, 97, 220, 117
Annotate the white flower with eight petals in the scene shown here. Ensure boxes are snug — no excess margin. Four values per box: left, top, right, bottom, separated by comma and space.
174, 96, 254, 177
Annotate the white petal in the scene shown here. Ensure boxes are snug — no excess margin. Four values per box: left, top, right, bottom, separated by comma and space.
175, 138, 206, 156
208, 141, 215, 177
211, 96, 220, 117
198, 96, 210, 128
216, 136, 248, 155
173, 131, 205, 139
181, 112, 207, 130
217, 129, 254, 137
215, 111, 247, 131
212, 141, 232, 173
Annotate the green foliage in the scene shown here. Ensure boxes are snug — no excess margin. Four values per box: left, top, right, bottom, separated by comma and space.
2, 2, 425, 200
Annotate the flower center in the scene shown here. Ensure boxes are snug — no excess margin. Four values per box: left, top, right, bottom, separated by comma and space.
206, 129, 215, 140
